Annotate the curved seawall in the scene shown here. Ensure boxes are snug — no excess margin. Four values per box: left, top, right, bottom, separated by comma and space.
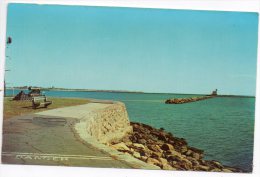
35, 101, 158, 169
74, 101, 133, 143
36, 101, 133, 144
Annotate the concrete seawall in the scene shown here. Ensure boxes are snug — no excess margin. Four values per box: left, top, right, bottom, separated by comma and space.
36, 101, 133, 144
75, 102, 133, 144
33, 100, 158, 169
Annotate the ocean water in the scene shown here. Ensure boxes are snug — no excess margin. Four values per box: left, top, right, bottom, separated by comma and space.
5, 90, 255, 172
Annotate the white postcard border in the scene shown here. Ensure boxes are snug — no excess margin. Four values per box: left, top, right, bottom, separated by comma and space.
0, 1, 259, 177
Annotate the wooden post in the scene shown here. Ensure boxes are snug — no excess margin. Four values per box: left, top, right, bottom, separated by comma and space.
4, 80, 6, 97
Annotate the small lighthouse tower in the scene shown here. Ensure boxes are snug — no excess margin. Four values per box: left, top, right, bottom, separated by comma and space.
211, 89, 218, 96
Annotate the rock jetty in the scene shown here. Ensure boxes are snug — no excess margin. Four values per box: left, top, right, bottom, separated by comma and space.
165, 96, 214, 104
110, 122, 242, 172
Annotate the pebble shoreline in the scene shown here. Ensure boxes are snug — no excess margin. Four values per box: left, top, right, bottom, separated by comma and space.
109, 122, 242, 172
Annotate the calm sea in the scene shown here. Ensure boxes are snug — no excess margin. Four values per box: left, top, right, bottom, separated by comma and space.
5, 90, 255, 172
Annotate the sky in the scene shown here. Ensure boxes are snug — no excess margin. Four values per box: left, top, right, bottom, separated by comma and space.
5, 4, 259, 96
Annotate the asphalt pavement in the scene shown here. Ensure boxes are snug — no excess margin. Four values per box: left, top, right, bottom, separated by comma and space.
2, 114, 132, 168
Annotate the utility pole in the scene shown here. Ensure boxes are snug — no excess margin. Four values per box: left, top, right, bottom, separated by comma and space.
5, 37, 12, 97
4, 69, 10, 97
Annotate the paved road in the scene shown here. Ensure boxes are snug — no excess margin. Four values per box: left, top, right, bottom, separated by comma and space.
34, 102, 111, 119
2, 113, 132, 168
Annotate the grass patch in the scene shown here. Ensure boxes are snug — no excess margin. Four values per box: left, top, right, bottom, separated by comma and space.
3, 97, 90, 119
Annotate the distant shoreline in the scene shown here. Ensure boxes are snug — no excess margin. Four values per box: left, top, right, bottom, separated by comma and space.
6, 87, 255, 98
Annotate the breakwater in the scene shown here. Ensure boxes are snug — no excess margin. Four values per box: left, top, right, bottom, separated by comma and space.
110, 122, 241, 172
165, 96, 214, 104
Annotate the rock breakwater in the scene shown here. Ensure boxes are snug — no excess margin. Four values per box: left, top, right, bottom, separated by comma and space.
110, 122, 242, 172
165, 96, 214, 104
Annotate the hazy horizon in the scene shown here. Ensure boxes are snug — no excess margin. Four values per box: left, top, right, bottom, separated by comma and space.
5, 4, 259, 96
6, 85, 255, 97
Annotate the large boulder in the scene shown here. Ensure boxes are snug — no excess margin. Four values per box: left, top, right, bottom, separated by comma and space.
147, 144, 162, 153
133, 151, 141, 159
163, 163, 176, 170
132, 143, 146, 150
111, 142, 129, 151
151, 152, 162, 159
147, 157, 160, 166
199, 165, 210, 171
192, 152, 202, 160
161, 143, 174, 151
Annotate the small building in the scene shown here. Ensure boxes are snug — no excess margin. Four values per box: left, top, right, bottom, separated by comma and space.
211, 89, 218, 96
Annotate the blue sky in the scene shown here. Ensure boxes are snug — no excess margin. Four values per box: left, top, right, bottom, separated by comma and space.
5, 4, 259, 95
